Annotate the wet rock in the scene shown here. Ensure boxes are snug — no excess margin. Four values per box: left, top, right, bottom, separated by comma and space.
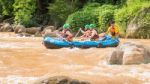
14, 25, 42, 37
42, 27, 58, 37
13, 25, 55, 37
0, 23, 13, 32
107, 49, 123, 64
41, 26, 55, 34
14, 24, 26, 33
107, 42, 150, 65
34, 76, 90, 84
41, 26, 53, 35
0, 23, 3, 28
34, 33, 42, 37
25, 27, 41, 35
44, 26, 55, 31
123, 47, 145, 64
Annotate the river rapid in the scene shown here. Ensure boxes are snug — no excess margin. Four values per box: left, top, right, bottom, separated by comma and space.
0, 32, 150, 84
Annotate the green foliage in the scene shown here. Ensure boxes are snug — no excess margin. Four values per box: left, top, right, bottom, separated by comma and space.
48, 0, 78, 27
66, 11, 98, 32
135, 12, 150, 39
83, 2, 101, 10
0, 0, 150, 39
88, 0, 126, 5
97, 5, 117, 32
0, 3, 2, 14
66, 3, 100, 32
0, 0, 14, 16
115, 6, 142, 35
0, 5, 2, 20
82, 3, 101, 17
13, 0, 37, 27
115, 0, 150, 36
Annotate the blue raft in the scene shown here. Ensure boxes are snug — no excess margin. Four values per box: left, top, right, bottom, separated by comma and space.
43, 36, 119, 49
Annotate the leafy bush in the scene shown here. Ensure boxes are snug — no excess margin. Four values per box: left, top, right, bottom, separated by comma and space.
66, 11, 98, 32
13, 0, 37, 27
48, 0, 77, 27
66, 3, 100, 32
83, 2, 101, 11
96, 5, 117, 32
0, 5, 1, 13
0, 0, 14, 16
115, 6, 142, 35
114, 0, 150, 36
88, 0, 126, 5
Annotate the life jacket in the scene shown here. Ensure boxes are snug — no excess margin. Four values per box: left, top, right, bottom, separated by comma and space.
109, 26, 119, 36
110, 27, 116, 36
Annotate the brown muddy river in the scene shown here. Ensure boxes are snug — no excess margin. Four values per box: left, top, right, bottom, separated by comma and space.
0, 32, 150, 84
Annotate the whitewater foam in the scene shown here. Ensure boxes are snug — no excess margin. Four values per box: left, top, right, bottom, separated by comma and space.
0, 76, 38, 84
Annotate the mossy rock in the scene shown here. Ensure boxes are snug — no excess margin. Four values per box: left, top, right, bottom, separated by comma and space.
127, 6, 150, 39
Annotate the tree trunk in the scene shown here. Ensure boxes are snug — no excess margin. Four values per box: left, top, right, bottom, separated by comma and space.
37, 0, 43, 10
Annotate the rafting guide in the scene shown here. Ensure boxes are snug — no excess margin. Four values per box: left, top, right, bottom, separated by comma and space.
106, 21, 119, 39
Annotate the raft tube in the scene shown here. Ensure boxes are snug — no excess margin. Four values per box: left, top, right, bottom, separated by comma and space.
43, 36, 119, 49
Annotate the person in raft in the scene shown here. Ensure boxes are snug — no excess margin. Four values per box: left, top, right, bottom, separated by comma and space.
80, 24, 91, 39
60, 24, 73, 41
106, 21, 119, 38
89, 24, 99, 40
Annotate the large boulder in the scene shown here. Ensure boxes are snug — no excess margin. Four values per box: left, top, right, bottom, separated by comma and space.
27, 26, 55, 37
44, 26, 55, 31
34, 76, 90, 84
122, 46, 145, 64
13, 24, 26, 33
25, 27, 41, 35
107, 42, 150, 65
0, 23, 3, 29
14, 25, 42, 36
41, 26, 57, 37
107, 49, 124, 64
41, 26, 55, 34
126, 6, 150, 39
0, 23, 13, 32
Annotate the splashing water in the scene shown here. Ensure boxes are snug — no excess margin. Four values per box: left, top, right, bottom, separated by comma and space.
0, 33, 150, 84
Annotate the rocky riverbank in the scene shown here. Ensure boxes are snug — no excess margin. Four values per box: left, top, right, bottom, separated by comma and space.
0, 22, 56, 37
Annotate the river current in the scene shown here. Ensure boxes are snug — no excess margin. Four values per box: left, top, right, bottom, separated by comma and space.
0, 32, 150, 84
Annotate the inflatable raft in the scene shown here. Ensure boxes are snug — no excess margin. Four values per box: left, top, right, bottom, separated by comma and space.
43, 36, 119, 49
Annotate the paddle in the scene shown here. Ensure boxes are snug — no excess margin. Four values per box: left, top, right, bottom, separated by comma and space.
55, 31, 67, 41
75, 28, 81, 37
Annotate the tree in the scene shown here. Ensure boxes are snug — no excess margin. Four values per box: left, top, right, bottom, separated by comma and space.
88, 0, 126, 5
48, 0, 78, 27
0, 0, 14, 18
13, 0, 37, 27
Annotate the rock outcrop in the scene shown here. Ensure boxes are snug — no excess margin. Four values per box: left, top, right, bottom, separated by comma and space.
41, 26, 57, 37
13, 24, 26, 33
107, 42, 150, 65
126, 6, 150, 39
44, 26, 55, 32
34, 76, 90, 84
13, 25, 56, 37
25, 27, 41, 35
0, 23, 13, 32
